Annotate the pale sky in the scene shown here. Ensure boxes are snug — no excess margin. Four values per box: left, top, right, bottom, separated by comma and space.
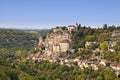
0, 0, 120, 29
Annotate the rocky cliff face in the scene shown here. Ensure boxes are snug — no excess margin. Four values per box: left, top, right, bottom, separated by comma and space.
38, 26, 77, 57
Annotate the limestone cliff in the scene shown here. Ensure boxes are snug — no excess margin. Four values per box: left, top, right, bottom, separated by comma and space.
38, 25, 78, 57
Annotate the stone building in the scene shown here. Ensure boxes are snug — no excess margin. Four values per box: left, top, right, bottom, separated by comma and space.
68, 25, 78, 34
53, 44, 60, 53
59, 40, 70, 52
108, 41, 117, 48
85, 41, 96, 48
111, 30, 120, 42
112, 30, 120, 37
68, 25, 76, 31
52, 40, 70, 53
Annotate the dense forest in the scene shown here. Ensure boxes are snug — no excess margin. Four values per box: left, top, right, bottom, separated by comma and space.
0, 24, 120, 80
0, 58, 118, 80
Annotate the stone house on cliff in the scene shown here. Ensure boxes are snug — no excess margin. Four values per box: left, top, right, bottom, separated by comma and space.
59, 40, 70, 52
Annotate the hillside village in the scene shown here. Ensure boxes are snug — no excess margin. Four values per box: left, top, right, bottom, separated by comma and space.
1, 25, 120, 80
27, 24, 120, 76
1, 0, 120, 79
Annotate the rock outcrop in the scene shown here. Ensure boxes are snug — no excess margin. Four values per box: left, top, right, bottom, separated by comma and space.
38, 25, 78, 57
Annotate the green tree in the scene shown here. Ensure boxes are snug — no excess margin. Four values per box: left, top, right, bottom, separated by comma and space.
76, 74, 86, 80
0, 72, 10, 80
6, 69, 19, 80
100, 42, 108, 51
103, 69, 116, 80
